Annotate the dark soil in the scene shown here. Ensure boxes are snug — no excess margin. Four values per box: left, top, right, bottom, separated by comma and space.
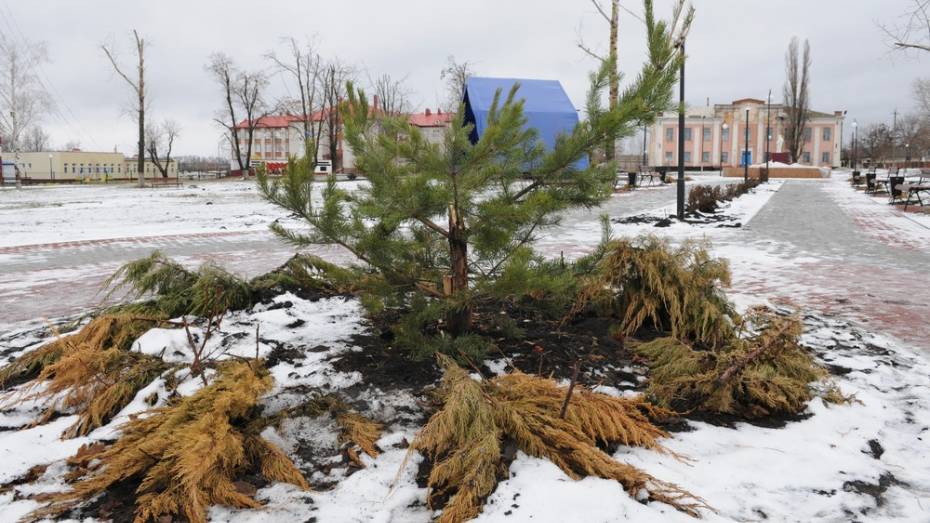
842, 472, 906, 508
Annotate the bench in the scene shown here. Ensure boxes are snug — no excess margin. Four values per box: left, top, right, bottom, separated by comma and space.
902, 169, 930, 210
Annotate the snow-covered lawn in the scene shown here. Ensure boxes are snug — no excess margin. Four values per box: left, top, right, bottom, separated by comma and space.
1, 173, 929, 521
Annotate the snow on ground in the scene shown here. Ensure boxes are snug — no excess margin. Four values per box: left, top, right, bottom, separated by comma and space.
2, 173, 930, 521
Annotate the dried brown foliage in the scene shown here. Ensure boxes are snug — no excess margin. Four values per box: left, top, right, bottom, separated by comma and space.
409, 355, 706, 522
636, 307, 827, 418
0, 315, 157, 389
29, 361, 308, 523
284, 395, 383, 458
571, 236, 736, 349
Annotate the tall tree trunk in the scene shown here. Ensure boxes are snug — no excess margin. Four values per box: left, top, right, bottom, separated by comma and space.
605, 0, 619, 162
446, 204, 471, 335
137, 59, 145, 188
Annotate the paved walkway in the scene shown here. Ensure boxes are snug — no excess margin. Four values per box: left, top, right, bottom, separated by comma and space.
2, 175, 929, 351
737, 179, 930, 349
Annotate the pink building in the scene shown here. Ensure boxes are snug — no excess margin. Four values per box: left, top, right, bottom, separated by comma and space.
647, 98, 845, 169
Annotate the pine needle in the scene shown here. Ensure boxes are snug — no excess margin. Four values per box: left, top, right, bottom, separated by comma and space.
636, 307, 827, 418
409, 355, 706, 522
570, 236, 736, 349
0, 314, 158, 390
28, 361, 308, 523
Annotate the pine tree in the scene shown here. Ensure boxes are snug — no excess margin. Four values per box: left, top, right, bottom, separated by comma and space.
258, 0, 689, 341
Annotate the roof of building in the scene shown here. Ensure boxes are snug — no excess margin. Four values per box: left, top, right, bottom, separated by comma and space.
409, 108, 454, 127
463, 77, 581, 155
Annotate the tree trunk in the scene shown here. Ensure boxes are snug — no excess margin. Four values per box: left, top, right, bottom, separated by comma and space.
605, 0, 619, 162
446, 204, 471, 335
137, 49, 145, 188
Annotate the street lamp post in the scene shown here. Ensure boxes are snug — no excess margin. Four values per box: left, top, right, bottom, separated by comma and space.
765, 90, 771, 183
852, 120, 858, 171
642, 124, 647, 173
743, 108, 750, 182
48, 153, 53, 181
676, 41, 686, 220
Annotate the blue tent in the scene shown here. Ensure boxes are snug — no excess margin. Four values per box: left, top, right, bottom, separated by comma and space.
463, 77, 587, 168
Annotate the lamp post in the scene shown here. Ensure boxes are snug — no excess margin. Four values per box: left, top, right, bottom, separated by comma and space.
642, 124, 647, 172
743, 108, 749, 182
722, 123, 729, 170
852, 120, 858, 171
48, 153, 53, 181
906, 143, 910, 173
676, 40, 686, 220
765, 90, 771, 183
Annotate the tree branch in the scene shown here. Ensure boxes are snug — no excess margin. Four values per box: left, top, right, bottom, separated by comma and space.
590, 0, 611, 23
101, 44, 138, 91
577, 41, 607, 62
414, 215, 450, 238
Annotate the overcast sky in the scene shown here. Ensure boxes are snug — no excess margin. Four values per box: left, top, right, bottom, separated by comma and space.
4, 0, 928, 156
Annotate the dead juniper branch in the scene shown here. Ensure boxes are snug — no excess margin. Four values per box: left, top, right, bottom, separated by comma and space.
282, 395, 383, 459
568, 235, 737, 349
0, 314, 162, 390
28, 361, 308, 523
407, 355, 705, 523
636, 307, 828, 418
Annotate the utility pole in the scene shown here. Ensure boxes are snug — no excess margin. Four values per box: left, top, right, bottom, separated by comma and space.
676, 41, 686, 220
743, 108, 749, 182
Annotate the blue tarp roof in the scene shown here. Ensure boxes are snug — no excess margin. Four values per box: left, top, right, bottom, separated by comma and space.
463, 77, 586, 169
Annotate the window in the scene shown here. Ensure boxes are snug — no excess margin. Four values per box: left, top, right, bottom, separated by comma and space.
665, 127, 674, 141
822, 127, 832, 141
722, 128, 730, 142
803, 128, 812, 142
822, 152, 830, 164
64, 164, 68, 174
802, 152, 811, 163
683, 151, 692, 162
703, 127, 711, 141
702, 151, 711, 163
684, 128, 692, 141
665, 151, 673, 163
721, 152, 729, 164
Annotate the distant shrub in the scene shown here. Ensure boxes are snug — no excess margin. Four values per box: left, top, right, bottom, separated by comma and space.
686, 179, 760, 214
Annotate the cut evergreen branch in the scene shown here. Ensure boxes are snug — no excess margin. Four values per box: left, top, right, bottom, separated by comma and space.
686, 179, 760, 214
571, 235, 736, 348
408, 355, 705, 522
22, 342, 168, 438
104, 251, 252, 317
257, 0, 690, 343
635, 307, 828, 418
0, 314, 159, 390
29, 361, 308, 523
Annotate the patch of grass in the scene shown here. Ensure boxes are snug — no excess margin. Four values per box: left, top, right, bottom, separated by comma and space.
408, 355, 705, 522
30, 361, 308, 523
635, 307, 828, 418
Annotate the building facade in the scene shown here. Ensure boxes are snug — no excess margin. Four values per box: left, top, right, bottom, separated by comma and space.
8, 150, 177, 182
233, 108, 454, 173
647, 98, 844, 169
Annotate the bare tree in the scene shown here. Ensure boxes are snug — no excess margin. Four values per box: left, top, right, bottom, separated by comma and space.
915, 78, 930, 116
22, 126, 49, 152
318, 60, 353, 173
862, 123, 895, 163
102, 30, 147, 187
267, 37, 323, 164
369, 72, 412, 115
207, 53, 268, 173
439, 56, 474, 111
881, 0, 930, 52
146, 119, 180, 178
783, 37, 812, 163
578, 0, 620, 161
0, 35, 51, 153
